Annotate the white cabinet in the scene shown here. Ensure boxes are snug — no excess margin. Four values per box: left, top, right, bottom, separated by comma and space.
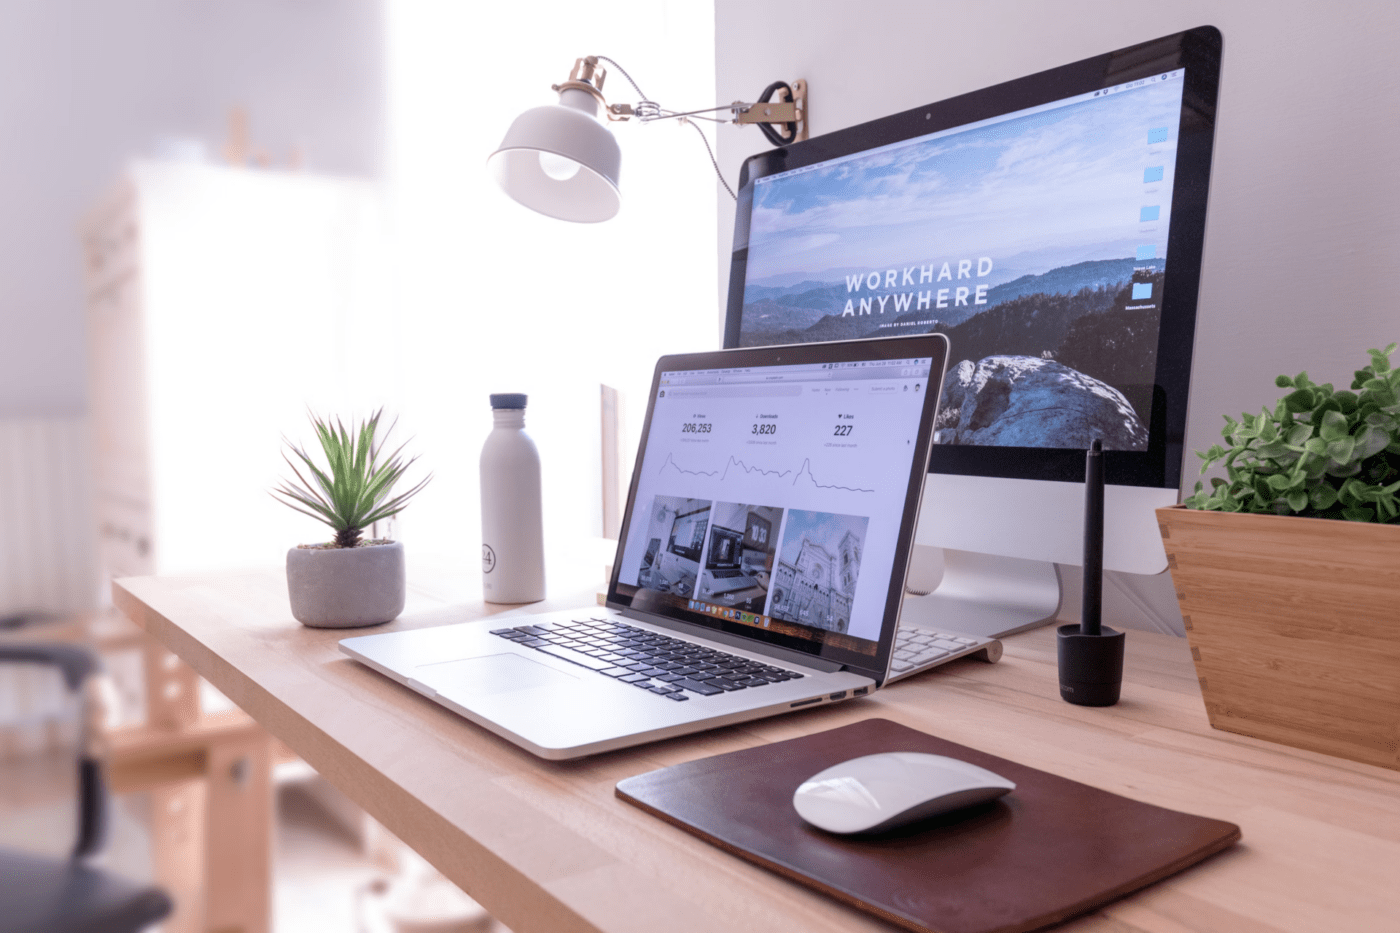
83, 162, 394, 578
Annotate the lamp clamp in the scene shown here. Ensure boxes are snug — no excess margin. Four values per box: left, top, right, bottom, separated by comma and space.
733, 79, 808, 141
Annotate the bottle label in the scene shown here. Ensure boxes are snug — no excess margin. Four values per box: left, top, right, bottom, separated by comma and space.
482, 544, 497, 573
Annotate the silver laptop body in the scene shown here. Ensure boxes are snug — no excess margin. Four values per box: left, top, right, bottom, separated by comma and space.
342, 335, 950, 759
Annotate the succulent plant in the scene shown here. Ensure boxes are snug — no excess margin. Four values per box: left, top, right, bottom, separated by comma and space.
273, 410, 431, 547
1185, 344, 1400, 522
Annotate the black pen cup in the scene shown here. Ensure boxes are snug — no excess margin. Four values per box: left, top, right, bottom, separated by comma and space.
1057, 624, 1125, 707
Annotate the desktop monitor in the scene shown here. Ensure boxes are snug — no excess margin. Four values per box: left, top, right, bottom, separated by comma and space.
668, 505, 709, 563
722, 26, 1221, 636
707, 526, 745, 570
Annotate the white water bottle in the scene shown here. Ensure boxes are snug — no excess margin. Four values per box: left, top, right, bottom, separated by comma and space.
480, 393, 545, 603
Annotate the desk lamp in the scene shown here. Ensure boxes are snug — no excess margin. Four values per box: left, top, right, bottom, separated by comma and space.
489, 55, 807, 222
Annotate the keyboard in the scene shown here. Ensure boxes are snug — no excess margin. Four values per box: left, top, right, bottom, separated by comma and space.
490, 617, 804, 701
491, 617, 1001, 696
708, 568, 746, 579
884, 626, 1002, 683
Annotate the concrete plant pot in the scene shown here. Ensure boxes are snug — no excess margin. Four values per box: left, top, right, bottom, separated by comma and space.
286, 540, 405, 628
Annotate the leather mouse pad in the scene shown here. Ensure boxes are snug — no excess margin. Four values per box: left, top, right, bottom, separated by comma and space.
616, 718, 1239, 933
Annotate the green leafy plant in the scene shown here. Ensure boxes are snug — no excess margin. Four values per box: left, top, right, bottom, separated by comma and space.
273, 410, 431, 547
1184, 344, 1400, 522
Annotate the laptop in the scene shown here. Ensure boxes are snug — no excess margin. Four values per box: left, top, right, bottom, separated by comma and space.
341, 334, 997, 760
698, 526, 759, 596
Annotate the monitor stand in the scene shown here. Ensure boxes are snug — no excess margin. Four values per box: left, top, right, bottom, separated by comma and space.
898, 546, 1063, 639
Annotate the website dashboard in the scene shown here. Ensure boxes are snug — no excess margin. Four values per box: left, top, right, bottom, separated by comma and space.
616, 357, 934, 649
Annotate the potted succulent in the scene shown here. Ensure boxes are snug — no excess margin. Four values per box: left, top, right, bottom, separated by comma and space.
1157, 344, 1400, 770
274, 410, 431, 628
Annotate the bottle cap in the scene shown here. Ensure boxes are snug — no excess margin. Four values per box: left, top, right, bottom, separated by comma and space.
489, 393, 528, 410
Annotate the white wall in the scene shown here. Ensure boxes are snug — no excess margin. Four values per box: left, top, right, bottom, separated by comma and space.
0, 1, 718, 601
0, 0, 386, 418
386, 0, 718, 561
714, 0, 1400, 634
0, 1, 385, 609
0, 418, 96, 613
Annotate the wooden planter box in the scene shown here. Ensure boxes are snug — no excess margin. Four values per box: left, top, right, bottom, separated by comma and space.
1157, 505, 1400, 771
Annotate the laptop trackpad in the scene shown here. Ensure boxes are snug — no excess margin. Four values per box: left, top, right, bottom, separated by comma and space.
415, 653, 578, 697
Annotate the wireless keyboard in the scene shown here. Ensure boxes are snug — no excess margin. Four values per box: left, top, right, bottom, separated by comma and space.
884, 626, 1002, 683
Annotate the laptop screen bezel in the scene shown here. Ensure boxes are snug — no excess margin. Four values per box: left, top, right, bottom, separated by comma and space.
605, 333, 949, 682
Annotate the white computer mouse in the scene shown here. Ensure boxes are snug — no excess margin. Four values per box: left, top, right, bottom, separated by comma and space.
792, 751, 1016, 834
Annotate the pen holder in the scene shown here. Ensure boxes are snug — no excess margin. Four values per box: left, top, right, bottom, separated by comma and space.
1057, 624, 1125, 707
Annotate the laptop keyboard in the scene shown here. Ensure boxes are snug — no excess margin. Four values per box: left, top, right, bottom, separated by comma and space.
490, 616, 804, 701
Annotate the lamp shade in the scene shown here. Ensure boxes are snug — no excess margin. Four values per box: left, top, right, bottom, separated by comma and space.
488, 88, 622, 223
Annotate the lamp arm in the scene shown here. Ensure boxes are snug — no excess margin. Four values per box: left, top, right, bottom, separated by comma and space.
584, 55, 807, 141
619, 104, 736, 122
611, 93, 807, 139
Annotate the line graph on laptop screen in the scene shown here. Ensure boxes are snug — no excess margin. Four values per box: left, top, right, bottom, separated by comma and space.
615, 356, 932, 651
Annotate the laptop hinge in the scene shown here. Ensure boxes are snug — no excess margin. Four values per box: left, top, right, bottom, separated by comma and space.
616, 607, 845, 674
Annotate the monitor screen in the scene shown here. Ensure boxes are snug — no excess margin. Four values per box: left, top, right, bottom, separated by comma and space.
724, 26, 1220, 490
706, 525, 745, 571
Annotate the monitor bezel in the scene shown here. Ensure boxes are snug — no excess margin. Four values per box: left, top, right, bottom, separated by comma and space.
722, 25, 1222, 490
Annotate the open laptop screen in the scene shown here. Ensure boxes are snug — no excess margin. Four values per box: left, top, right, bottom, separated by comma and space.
608, 335, 947, 674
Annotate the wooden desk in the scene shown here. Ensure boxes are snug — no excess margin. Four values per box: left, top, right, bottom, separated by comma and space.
113, 567, 1400, 933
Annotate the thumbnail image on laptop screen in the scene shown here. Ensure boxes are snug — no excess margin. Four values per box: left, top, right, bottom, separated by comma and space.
612, 353, 935, 659
736, 71, 1187, 452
